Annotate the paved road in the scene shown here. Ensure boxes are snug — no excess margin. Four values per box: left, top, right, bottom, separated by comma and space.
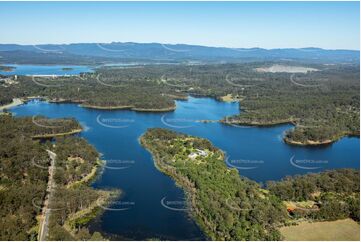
38, 150, 57, 241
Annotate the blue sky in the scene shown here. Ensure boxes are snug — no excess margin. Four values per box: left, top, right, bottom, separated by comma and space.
0, 1, 359, 50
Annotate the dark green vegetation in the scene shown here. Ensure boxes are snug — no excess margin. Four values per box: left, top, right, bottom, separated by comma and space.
141, 128, 360, 240
47, 136, 113, 241
218, 64, 360, 145
0, 115, 49, 240
141, 128, 287, 240
0, 115, 110, 240
267, 169, 360, 222
0, 114, 81, 138
47, 186, 109, 241
53, 137, 99, 186
1, 62, 359, 144
0, 69, 180, 110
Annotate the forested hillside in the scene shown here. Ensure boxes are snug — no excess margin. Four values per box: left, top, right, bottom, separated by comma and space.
267, 169, 360, 222
0, 115, 111, 240
1, 62, 359, 144
0, 116, 49, 240
141, 128, 360, 240
47, 137, 115, 241
141, 128, 287, 240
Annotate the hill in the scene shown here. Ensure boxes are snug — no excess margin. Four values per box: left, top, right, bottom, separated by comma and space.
0, 43, 359, 64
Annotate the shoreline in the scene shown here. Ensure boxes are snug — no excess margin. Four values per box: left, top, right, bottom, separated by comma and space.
6, 95, 359, 147
31, 129, 83, 139
140, 129, 360, 241
284, 137, 334, 146
80, 104, 134, 110
47, 147, 118, 239
0, 98, 24, 111
66, 159, 103, 189
284, 131, 360, 146
63, 189, 119, 239
81, 103, 176, 112
2, 95, 177, 113
132, 105, 176, 112
221, 118, 295, 127
223, 117, 360, 146
140, 137, 211, 239
61, 150, 120, 240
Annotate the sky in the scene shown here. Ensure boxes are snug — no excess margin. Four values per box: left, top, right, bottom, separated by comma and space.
0, 1, 359, 50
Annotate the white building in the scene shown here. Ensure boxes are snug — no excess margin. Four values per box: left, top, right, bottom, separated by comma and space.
188, 149, 208, 160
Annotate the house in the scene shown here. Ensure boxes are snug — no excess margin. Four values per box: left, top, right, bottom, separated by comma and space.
188, 149, 209, 160
188, 153, 198, 160
195, 149, 208, 157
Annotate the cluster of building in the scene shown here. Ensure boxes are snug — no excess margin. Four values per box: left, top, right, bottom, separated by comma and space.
0, 75, 18, 87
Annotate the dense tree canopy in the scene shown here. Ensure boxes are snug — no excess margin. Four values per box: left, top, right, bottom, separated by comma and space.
141, 128, 287, 240
141, 128, 360, 240
267, 169, 360, 222
1, 62, 359, 143
0, 115, 108, 240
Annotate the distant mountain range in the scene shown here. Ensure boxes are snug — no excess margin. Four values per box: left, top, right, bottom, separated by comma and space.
0, 42, 359, 64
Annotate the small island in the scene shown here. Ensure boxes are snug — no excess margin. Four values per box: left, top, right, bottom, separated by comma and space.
223, 113, 360, 146
62, 67, 74, 71
0, 65, 15, 72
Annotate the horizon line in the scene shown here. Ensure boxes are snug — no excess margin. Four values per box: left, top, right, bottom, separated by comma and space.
0, 41, 359, 52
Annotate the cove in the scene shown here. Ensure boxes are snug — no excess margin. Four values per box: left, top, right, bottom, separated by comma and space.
10, 97, 360, 240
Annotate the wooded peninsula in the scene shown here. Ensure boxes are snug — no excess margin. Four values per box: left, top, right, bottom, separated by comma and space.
1, 62, 359, 145
140, 128, 359, 240
0, 115, 116, 240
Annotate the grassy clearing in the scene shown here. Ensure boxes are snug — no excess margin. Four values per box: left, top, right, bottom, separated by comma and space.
255, 65, 318, 73
280, 219, 360, 241
220, 94, 244, 102
284, 200, 316, 209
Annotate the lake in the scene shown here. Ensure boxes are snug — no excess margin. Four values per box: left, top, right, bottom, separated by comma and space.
10, 97, 360, 240
0, 64, 93, 76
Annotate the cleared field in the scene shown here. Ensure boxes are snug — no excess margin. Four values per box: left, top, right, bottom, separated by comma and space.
220, 94, 243, 102
255, 64, 318, 73
280, 219, 360, 241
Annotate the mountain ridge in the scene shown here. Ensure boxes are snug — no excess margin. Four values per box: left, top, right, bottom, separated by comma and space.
0, 42, 359, 64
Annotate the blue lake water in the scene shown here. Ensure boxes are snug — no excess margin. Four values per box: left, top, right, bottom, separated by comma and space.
10, 97, 360, 240
0, 64, 93, 76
